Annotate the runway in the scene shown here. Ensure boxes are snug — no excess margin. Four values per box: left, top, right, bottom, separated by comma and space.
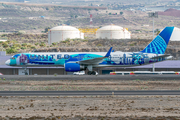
1, 75, 180, 80
1, 90, 180, 96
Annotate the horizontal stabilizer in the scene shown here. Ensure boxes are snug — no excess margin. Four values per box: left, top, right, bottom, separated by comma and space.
151, 54, 170, 59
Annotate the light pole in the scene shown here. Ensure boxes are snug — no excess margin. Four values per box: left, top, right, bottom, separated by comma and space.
148, 12, 158, 39
148, 12, 158, 72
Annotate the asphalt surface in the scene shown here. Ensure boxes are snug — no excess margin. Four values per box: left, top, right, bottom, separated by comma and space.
0, 91, 180, 96
0, 75, 180, 81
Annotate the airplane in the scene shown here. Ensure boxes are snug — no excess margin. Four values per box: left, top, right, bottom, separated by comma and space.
5, 26, 175, 75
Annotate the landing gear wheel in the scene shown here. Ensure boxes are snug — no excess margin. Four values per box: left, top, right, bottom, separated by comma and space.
88, 71, 92, 75
87, 71, 96, 75
92, 71, 96, 75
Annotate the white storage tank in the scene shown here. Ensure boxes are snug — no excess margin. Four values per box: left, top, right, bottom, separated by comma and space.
48, 25, 84, 44
96, 25, 131, 39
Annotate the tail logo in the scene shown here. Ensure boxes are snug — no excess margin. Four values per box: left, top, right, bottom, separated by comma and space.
141, 27, 174, 54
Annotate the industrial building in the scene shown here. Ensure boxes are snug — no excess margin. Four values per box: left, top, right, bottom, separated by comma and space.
96, 25, 131, 39
48, 25, 84, 45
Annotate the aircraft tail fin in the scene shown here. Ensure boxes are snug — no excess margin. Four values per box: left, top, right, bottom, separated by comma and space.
141, 27, 174, 54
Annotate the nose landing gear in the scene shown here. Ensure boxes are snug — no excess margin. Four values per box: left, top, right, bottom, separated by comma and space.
22, 66, 28, 75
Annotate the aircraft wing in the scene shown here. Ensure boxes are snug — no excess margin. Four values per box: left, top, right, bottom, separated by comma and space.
78, 47, 112, 65
151, 54, 170, 59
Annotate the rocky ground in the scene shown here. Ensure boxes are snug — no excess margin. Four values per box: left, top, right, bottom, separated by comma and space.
0, 79, 180, 119
0, 96, 180, 119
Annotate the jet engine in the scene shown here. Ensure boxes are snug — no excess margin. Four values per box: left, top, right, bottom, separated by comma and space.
65, 63, 85, 72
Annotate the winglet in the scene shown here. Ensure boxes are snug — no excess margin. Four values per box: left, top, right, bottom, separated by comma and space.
112, 50, 115, 52
105, 47, 113, 57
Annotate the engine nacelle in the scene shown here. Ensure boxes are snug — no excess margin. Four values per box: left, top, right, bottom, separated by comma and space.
65, 63, 85, 72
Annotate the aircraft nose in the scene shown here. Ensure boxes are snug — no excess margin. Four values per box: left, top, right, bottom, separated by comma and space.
5, 59, 10, 66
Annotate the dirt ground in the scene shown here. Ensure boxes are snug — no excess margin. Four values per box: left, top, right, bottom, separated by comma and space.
1, 79, 180, 119
0, 96, 180, 119
0, 79, 180, 91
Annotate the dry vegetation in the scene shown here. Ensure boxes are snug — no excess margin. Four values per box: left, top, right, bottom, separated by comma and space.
0, 95, 180, 119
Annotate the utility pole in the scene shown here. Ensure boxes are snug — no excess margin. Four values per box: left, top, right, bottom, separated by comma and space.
148, 12, 158, 39
148, 12, 158, 72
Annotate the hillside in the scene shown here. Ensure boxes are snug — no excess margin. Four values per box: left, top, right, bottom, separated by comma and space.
158, 8, 180, 17
33, 39, 180, 60
0, 2, 179, 37
1, 33, 180, 59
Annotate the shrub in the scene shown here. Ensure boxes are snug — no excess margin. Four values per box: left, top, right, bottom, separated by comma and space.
22, 43, 27, 46
15, 47, 20, 50
35, 43, 39, 46
27, 44, 32, 48
41, 34, 46, 38
46, 7, 49, 10
1, 34, 7, 37
44, 27, 51, 33
40, 42, 46, 47
13, 43, 21, 48
6, 48, 18, 54
21, 47, 26, 50
3, 43, 8, 48
7, 40, 11, 43
31, 46, 36, 49
16, 32, 22, 35
82, 40, 88, 42
120, 12, 123, 15
3, 44, 8, 48
62, 41, 68, 43
97, 44, 103, 47
52, 42, 57, 46
65, 38, 70, 42
130, 44, 134, 46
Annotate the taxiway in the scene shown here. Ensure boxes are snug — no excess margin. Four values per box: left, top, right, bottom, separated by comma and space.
0, 90, 180, 96
0, 75, 180, 81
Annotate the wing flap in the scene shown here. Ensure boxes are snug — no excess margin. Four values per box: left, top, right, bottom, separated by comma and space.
78, 47, 112, 65
79, 57, 105, 64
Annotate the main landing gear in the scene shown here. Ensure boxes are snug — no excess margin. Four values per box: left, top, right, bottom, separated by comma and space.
88, 71, 97, 75
87, 65, 98, 75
